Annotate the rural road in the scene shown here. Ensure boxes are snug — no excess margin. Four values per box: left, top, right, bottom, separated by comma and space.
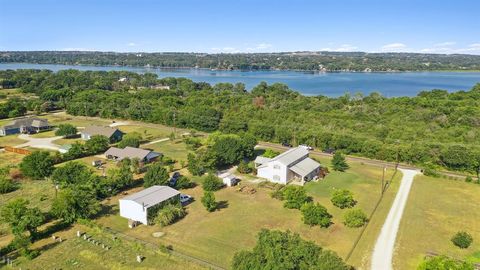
371, 168, 420, 270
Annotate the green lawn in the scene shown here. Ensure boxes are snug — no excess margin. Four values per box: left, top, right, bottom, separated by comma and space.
0, 135, 27, 147
394, 175, 480, 269
118, 125, 174, 142
15, 224, 206, 270
30, 130, 57, 138
96, 158, 400, 269
146, 139, 189, 163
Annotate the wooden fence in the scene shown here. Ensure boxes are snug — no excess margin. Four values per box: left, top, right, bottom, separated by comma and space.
4, 146, 31, 155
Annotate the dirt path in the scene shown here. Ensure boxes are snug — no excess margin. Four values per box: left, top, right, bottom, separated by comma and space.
15, 134, 63, 151
371, 169, 420, 270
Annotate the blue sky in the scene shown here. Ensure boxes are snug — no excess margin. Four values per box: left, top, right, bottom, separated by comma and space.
1, 0, 479, 54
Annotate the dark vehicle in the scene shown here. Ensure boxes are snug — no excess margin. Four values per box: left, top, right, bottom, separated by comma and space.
282, 142, 292, 147
323, 148, 335, 154
169, 172, 181, 187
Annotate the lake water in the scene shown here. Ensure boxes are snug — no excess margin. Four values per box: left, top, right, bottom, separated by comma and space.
1, 63, 480, 97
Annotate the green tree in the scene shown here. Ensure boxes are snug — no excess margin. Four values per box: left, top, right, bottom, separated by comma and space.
262, 149, 280, 158
300, 202, 332, 227
201, 191, 217, 212
0, 167, 17, 194
231, 229, 350, 270
418, 255, 474, 270
451, 231, 473, 249
63, 141, 85, 160
118, 132, 142, 148
143, 163, 169, 187
84, 135, 109, 154
237, 160, 253, 174
283, 185, 311, 209
0, 199, 44, 240
51, 186, 100, 223
331, 152, 349, 171
187, 153, 207, 176
19, 151, 54, 179
55, 124, 78, 137
343, 209, 368, 228
51, 161, 96, 187
154, 203, 186, 226
331, 189, 356, 209
202, 174, 223, 191
175, 175, 195, 189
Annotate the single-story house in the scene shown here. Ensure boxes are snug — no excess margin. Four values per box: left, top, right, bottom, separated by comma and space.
0, 117, 50, 136
254, 146, 321, 185
81, 125, 123, 142
104, 146, 161, 163
119, 185, 180, 226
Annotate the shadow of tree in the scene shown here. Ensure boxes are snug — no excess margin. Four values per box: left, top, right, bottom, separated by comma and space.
216, 200, 229, 211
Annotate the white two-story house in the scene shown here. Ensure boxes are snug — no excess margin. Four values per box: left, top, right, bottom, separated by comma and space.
254, 146, 321, 185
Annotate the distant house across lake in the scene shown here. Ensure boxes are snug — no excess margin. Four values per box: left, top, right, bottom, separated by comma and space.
0, 117, 50, 136
81, 125, 123, 142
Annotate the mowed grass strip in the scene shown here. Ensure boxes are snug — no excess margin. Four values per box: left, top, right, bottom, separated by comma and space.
394, 175, 480, 269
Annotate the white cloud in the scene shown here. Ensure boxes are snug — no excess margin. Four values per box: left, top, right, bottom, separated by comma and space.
420, 43, 480, 54
381, 43, 407, 52
246, 43, 273, 52
211, 47, 241, 53
433, 41, 456, 47
320, 44, 358, 52
127, 42, 137, 47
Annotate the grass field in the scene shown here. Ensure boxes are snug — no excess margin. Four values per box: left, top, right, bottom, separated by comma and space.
0, 151, 25, 167
0, 135, 27, 147
95, 156, 400, 269
394, 175, 480, 269
147, 139, 190, 163
14, 224, 206, 270
117, 125, 175, 142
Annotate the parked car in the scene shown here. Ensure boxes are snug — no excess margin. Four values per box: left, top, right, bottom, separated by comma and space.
323, 148, 335, 154
169, 172, 181, 187
282, 142, 292, 147
180, 194, 192, 204
299, 144, 314, 150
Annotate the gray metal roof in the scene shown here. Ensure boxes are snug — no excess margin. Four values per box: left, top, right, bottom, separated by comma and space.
2, 117, 49, 129
121, 185, 180, 208
82, 125, 120, 138
289, 157, 320, 176
104, 146, 160, 160
272, 147, 309, 166
254, 156, 271, 165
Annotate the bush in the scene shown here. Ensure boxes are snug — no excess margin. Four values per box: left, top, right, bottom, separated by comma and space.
84, 135, 109, 154
343, 209, 368, 228
55, 124, 77, 137
262, 149, 280, 158
175, 176, 195, 189
331, 189, 356, 209
19, 151, 55, 180
300, 202, 332, 227
201, 191, 217, 212
0, 177, 17, 194
237, 160, 253, 174
418, 255, 474, 270
202, 174, 224, 191
451, 231, 473, 249
283, 185, 311, 209
118, 132, 142, 148
465, 176, 473, 183
154, 203, 186, 226
423, 167, 440, 178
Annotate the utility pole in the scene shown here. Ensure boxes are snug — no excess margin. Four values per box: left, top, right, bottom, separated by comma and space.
173, 109, 177, 136
381, 166, 386, 195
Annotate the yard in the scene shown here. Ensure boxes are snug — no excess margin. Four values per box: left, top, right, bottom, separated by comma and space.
95, 157, 401, 269
394, 175, 480, 269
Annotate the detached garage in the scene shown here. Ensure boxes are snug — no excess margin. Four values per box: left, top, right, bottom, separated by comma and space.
119, 185, 180, 227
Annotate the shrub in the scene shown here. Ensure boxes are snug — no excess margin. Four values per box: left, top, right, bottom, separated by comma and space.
201, 191, 217, 212
451, 231, 473, 249
175, 176, 195, 189
423, 167, 440, 178
300, 202, 332, 227
154, 203, 186, 226
84, 135, 109, 154
283, 185, 311, 209
143, 163, 169, 188
55, 124, 77, 137
19, 151, 54, 180
343, 209, 368, 228
118, 132, 142, 148
465, 176, 473, 183
237, 160, 253, 174
202, 174, 223, 191
418, 255, 474, 270
262, 149, 280, 158
0, 177, 17, 194
331, 189, 356, 209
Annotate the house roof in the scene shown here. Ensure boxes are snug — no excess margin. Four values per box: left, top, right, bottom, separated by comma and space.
2, 117, 49, 129
290, 157, 321, 176
82, 125, 120, 138
271, 147, 309, 166
104, 146, 160, 161
121, 185, 179, 209
254, 156, 271, 165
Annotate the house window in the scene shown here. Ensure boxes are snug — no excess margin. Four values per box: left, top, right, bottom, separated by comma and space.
273, 175, 280, 181
273, 165, 280, 170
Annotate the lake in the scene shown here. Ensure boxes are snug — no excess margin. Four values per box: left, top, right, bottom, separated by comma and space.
1, 63, 480, 97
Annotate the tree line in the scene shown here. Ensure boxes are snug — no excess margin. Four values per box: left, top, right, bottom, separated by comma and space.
2, 51, 480, 71
2, 69, 480, 173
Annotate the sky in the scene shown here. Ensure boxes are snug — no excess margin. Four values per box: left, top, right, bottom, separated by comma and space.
1, 0, 480, 54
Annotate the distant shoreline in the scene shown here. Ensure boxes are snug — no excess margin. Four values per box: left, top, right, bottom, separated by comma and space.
1, 62, 480, 73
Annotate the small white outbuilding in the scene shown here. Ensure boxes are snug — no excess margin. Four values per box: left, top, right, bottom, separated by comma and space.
119, 185, 180, 227
219, 172, 239, 187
